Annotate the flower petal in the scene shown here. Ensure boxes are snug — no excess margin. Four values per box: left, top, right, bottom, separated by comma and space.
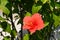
23, 16, 32, 30
23, 13, 44, 34
32, 13, 44, 30
23, 16, 31, 23
29, 26, 37, 34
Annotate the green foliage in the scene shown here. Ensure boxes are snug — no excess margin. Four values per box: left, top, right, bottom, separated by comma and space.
50, 0, 55, 8
1, 22, 11, 33
35, 0, 39, 3
44, 22, 49, 27
5, 23, 11, 33
0, 0, 60, 40
23, 34, 29, 40
0, 0, 10, 15
0, 16, 5, 21
0, 24, 2, 28
55, 2, 60, 8
11, 30, 17, 38
32, 4, 42, 13
53, 14, 60, 27
50, 5, 53, 11
0, 6, 10, 15
41, 0, 48, 4
0, 0, 8, 6
3, 36, 10, 40
25, 12, 32, 16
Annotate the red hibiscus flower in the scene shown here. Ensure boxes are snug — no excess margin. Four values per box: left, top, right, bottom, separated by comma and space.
23, 13, 44, 34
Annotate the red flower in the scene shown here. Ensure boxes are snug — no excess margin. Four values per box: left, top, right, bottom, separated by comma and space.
23, 13, 44, 34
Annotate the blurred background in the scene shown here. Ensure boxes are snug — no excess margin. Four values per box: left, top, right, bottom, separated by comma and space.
0, 0, 60, 40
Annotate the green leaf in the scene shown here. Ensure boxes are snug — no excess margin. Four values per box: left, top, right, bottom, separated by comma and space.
41, 0, 48, 4
0, 0, 8, 6
49, 0, 55, 11
44, 22, 49, 27
23, 34, 29, 40
50, 0, 55, 8
32, 4, 42, 13
35, 0, 39, 3
0, 6, 10, 15
50, 5, 53, 11
1, 22, 11, 33
25, 12, 32, 16
5, 23, 11, 33
55, 2, 60, 8
3, 37, 10, 40
0, 16, 5, 21
53, 14, 60, 27
11, 30, 17, 37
